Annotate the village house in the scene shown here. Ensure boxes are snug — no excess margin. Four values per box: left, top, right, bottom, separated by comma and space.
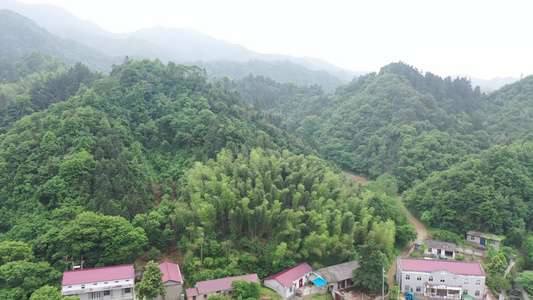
61, 264, 135, 300
157, 262, 184, 300
185, 274, 259, 300
264, 262, 314, 298
396, 258, 485, 300
423, 239, 457, 259
466, 231, 502, 250
316, 261, 359, 291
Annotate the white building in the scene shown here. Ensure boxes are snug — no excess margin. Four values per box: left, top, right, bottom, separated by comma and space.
61, 264, 135, 300
264, 263, 313, 299
396, 258, 485, 300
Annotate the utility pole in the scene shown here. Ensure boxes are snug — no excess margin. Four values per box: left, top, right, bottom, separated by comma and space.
200, 232, 204, 265
382, 267, 385, 300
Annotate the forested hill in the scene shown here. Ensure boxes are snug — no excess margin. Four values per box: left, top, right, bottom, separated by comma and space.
403, 142, 533, 246
0, 9, 116, 72
226, 62, 533, 193
0, 56, 418, 299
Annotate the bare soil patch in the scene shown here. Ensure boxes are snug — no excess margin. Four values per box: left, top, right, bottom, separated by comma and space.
342, 172, 370, 186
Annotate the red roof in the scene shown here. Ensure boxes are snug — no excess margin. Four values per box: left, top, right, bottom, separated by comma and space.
160, 262, 183, 283
265, 263, 313, 287
400, 258, 484, 276
62, 264, 134, 286
185, 274, 259, 296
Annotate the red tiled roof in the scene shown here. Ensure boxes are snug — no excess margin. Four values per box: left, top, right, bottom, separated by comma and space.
265, 263, 313, 287
399, 258, 484, 276
62, 264, 134, 286
160, 262, 183, 283
186, 274, 259, 296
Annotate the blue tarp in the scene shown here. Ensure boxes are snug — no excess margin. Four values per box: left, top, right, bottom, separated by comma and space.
312, 277, 327, 287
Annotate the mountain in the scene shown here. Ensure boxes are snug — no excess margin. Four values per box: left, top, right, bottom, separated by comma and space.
455, 74, 518, 93
0, 9, 117, 72
0, 0, 360, 89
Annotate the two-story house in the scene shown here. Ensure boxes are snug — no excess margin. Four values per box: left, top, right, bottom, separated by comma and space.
61, 264, 135, 299
396, 258, 485, 300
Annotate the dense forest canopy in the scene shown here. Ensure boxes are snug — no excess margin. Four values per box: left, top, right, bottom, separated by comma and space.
0, 55, 419, 299
1, 36, 533, 298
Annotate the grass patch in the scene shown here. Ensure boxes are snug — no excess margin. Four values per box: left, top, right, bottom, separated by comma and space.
260, 287, 283, 299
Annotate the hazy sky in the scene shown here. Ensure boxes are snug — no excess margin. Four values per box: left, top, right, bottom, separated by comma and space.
17, 0, 533, 79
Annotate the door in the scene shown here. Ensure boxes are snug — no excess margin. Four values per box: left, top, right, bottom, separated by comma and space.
480, 238, 486, 246
299, 278, 303, 288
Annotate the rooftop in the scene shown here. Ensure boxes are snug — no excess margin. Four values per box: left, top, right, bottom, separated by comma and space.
317, 261, 359, 283
265, 262, 313, 288
466, 231, 503, 241
185, 274, 259, 297
425, 239, 457, 251
160, 262, 183, 283
399, 258, 484, 276
62, 264, 134, 286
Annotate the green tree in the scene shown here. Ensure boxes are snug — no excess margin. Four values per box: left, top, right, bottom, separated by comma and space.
30, 285, 78, 300
136, 261, 166, 300
352, 240, 389, 293
231, 279, 260, 300
515, 271, 533, 295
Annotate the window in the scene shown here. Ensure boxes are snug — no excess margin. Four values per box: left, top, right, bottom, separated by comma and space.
464, 279, 469, 284
428, 248, 432, 252
416, 286, 421, 292
104, 291, 111, 296
440, 277, 446, 283
90, 292, 102, 299
429, 276, 433, 282
81, 285, 85, 289
453, 278, 457, 284
476, 280, 481, 286
475, 291, 480, 296
203, 295, 207, 299
470, 236, 475, 240
104, 282, 108, 284
124, 288, 131, 294
290, 286, 293, 293
93, 283, 97, 285
115, 281, 119, 283
417, 276, 421, 281
405, 286, 410, 292
193, 297, 196, 300
463, 290, 468, 295
68, 286, 72, 288
406, 274, 411, 280
125, 279, 129, 282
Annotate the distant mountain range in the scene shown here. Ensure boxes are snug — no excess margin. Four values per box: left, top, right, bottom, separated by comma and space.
0, 0, 517, 92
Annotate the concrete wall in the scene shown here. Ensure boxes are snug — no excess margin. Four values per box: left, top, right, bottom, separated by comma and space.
456, 247, 485, 257
264, 279, 292, 298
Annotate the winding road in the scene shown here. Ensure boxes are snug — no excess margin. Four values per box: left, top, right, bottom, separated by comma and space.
342, 173, 428, 289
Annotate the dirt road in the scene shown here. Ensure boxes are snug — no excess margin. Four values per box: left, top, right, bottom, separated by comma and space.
341, 172, 427, 290
385, 196, 427, 288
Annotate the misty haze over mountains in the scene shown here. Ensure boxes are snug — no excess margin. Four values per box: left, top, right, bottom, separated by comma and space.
0, 0, 517, 92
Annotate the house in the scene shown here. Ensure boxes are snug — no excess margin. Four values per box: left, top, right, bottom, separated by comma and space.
185, 274, 259, 300
264, 262, 313, 298
466, 231, 502, 250
316, 261, 359, 291
157, 262, 184, 300
396, 258, 485, 300
61, 264, 135, 300
424, 239, 457, 259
